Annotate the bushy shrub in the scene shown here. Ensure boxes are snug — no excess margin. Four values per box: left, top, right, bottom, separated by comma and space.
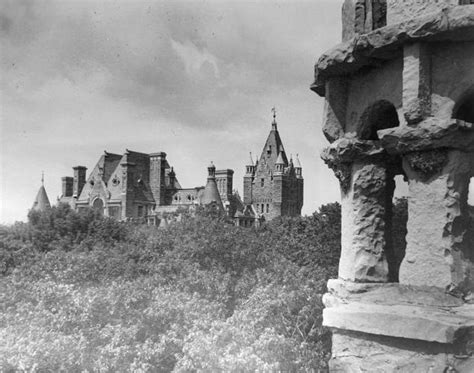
1, 204, 342, 372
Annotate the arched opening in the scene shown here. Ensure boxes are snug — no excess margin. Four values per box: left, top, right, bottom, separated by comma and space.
358, 100, 400, 140
92, 198, 104, 216
453, 88, 474, 123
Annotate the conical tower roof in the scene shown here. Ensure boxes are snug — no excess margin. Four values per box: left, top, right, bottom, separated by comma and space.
294, 154, 302, 168
201, 163, 223, 208
275, 152, 285, 165
247, 152, 254, 166
32, 185, 51, 211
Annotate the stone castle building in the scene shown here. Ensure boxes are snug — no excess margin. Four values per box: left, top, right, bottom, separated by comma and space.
240, 110, 304, 222
58, 150, 241, 225
32, 111, 303, 226
312, 0, 474, 371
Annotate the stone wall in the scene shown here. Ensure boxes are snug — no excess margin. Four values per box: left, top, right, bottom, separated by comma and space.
313, 4, 474, 371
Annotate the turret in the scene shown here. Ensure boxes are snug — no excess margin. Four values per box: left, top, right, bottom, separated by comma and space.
201, 162, 223, 208
245, 152, 255, 175
168, 167, 176, 189
32, 173, 51, 211
274, 152, 285, 174
294, 154, 302, 178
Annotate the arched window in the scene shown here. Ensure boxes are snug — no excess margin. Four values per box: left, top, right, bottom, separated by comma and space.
92, 198, 104, 216
453, 88, 474, 123
358, 100, 400, 140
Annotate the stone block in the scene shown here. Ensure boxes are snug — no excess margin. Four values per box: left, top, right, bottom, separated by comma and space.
400, 150, 474, 290
403, 43, 431, 124
378, 118, 474, 154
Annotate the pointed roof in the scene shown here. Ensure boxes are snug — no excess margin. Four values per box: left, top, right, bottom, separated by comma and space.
257, 115, 288, 171
201, 163, 223, 207
32, 185, 51, 211
275, 152, 285, 165
247, 152, 254, 166
294, 154, 302, 168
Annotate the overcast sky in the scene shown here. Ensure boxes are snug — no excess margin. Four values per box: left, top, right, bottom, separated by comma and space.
0, 0, 344, 223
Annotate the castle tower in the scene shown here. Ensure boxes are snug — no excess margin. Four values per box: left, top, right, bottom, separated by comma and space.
243, 153, 255, 205
243, 108, 303, 220
313, 1, 474, 370
201, 162, 223, 208
32, 173, 51, 211
215, 169, 234, 201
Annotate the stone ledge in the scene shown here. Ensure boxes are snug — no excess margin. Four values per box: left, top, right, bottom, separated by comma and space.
322, 280, 474, 344
321, 137, 386, 164
311, 5, 474, 96
378, 118, 474, 154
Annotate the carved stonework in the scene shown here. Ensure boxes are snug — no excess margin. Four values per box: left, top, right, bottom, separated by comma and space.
405, 149, 448, 180
325, 158, 352, 192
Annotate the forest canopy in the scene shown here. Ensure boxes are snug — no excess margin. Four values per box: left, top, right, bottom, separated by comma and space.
0, 200, 409, 372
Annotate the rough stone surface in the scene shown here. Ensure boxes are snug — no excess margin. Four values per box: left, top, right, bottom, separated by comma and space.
400, 150, 474, 290
320, 137, 385, 191
403, 43, 432, 124
339, 162, 389, 282
330, 330, 474, 373
324, 281, 474, 370
378, 118, 474, 154
314, 3, 474, 371
311, 6, 474, 96
387, 0, 459, 26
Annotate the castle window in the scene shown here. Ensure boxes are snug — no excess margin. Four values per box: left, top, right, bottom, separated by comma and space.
261, 178, 264, 187
137, 205, 144, 217
267, 145, 272, 155
266, 204, 269, 213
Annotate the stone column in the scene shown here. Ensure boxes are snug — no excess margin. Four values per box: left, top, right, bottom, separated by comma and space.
403, 43, 431, 124
400, 149, 473, 291
322, 138, 390, 283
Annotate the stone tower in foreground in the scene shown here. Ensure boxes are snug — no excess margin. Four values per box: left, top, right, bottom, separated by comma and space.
312, 1, 474, 371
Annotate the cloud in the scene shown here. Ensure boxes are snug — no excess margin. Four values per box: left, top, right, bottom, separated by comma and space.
170, 39, 220, 79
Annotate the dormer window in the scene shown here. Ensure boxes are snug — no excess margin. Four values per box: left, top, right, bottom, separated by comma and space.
267, 145, 272, 155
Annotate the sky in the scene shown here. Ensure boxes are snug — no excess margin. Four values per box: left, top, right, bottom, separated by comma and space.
0, 0, 345, 223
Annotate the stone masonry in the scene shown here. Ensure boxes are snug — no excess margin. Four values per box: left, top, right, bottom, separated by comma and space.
313, 1, 474, 371
242, 111, 303, 221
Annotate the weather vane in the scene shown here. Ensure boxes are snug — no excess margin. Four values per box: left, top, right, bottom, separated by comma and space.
41, 171, 44, 186
271, 106, 277, 121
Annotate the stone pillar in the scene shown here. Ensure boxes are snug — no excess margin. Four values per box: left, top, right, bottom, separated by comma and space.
400, 149, 473, 290
403, 43, 431, 124
322, 138, 390, 282
340, 162, 389, 282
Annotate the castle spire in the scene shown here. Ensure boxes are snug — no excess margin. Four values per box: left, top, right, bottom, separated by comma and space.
32, 173, 51, 211
271, 106, 277, 130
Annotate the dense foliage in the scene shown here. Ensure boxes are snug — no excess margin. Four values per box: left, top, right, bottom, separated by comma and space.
0, 203, 341, 372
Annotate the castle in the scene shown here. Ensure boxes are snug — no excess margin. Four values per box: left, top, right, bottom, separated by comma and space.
33, 111, 303, 226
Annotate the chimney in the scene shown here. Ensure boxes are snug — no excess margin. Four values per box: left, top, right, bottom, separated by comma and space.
215, 169, 234, 200
149, 152, 166, 206
62, 176, 74, 197
73, 166, 87, 197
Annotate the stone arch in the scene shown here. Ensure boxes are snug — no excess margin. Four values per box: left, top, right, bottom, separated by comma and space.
358, 100, 400, 140
452, 86, 474, 123
92, 197, 105, 216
